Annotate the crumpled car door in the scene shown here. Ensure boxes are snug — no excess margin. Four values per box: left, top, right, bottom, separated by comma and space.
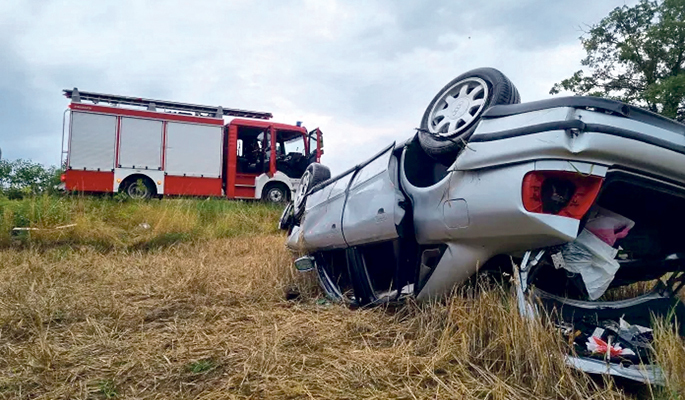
300, 171, 353, 251
342, 144, 406, 247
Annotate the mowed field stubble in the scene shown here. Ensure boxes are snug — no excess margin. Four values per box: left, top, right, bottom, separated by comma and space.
0, 196, 683, 399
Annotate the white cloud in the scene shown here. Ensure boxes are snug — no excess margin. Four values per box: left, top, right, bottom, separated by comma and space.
0, 0, 636, 173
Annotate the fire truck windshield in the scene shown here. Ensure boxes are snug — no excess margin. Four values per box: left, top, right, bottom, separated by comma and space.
282, 137, 305, 155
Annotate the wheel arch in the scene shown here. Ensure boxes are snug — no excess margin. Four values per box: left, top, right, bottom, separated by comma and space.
114, 169, 165, 194
118, 173, 158, 196
255, 171, 295, 200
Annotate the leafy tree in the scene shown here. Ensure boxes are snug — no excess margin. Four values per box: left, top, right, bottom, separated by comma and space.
551, 0, 685, 121
0, 159, 62, 199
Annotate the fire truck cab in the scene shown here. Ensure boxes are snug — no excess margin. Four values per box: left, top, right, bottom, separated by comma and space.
60, 89, 323, 202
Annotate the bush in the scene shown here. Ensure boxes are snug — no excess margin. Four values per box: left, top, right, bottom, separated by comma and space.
0, 159, 62, 199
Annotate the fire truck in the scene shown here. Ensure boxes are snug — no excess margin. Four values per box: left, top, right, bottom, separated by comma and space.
60, 89, 323, 202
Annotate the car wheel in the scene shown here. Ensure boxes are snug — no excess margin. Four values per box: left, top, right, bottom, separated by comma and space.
418, 67, 520, 164
294, 163, 331, 218
278, 202, 294, 231
264, 184, 288, 204
125, 178, 154, 200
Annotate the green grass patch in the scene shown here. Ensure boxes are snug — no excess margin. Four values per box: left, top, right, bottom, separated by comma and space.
0, 195, 283, 250
97, 380, 118, 399
186, 359, 217, 374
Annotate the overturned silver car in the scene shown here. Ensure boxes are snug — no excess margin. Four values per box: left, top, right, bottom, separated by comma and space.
279, 68, 685, 384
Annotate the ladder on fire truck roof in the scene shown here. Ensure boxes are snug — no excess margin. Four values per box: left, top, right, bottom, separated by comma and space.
63, 88, 273, 120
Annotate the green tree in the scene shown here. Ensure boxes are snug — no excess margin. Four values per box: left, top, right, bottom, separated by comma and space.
0, 159, 62, 199
551, 0, 685, 121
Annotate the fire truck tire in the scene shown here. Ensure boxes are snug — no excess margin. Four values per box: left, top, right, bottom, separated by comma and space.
294, 163, 331, 218
263, 183, 290, 204
122, 176, 156, 200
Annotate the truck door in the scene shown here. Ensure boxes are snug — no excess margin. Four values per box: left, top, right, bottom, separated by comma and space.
276, 130, 309, 179
228, 123, 272, 198
306, 128, 323, 164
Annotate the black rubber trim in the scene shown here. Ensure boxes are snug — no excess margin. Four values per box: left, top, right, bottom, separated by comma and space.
345, 247, 377, 306
585, 123, 685, 155
470, 119, 685, 156
470, 120, 585, 142
483, 96, 685, 135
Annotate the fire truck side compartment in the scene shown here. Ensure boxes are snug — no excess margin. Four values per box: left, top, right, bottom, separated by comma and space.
69, 112, 117, 171
118, 117, 163, 170
164, 122, 223, 178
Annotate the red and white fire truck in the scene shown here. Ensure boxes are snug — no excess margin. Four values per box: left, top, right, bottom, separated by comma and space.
60, 89, 323, 202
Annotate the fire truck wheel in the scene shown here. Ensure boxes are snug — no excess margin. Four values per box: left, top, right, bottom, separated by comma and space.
264, 184, 289, 204
123, 176, 155, 200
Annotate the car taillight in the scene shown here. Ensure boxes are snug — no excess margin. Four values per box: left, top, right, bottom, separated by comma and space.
522, 171, 603, 219
60, 173, 66, 182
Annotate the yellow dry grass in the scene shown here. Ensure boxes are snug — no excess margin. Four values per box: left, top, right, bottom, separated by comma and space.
0, 197, 683, 399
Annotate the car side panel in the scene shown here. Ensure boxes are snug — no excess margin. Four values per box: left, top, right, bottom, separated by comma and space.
342, 147, 405, 247
299, 173, 351, 251
400, 147, 608, 300
291, 144, 405, 252
403, 159, 605, 246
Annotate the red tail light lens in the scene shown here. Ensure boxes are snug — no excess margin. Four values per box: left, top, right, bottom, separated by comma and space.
60, 173, 66, 182
522, 171, 603, 219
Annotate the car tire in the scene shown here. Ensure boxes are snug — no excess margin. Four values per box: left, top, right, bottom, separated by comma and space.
278, 202, 294, 231
293, 163, 331, 218
418, 68, 520, 164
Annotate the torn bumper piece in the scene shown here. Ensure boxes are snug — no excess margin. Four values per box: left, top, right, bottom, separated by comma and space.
565, 356, 664, 386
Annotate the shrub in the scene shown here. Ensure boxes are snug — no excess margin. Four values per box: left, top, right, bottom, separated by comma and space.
0, 159, 62, 199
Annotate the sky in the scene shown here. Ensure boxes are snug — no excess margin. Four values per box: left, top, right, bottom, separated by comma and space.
0, 0, 637, 174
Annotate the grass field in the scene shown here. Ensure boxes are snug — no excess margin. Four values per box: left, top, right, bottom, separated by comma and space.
0, 196, 683, 399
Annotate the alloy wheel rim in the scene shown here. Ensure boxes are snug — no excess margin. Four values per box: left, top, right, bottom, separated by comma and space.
294, 171, 311, 209
428, 77, 489, 138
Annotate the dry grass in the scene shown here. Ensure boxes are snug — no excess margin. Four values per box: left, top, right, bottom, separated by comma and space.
0, 197, 683, 399
653, 318, 685, 398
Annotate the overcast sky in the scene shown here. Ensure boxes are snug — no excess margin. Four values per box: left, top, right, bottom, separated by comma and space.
0, 0, 636, 173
